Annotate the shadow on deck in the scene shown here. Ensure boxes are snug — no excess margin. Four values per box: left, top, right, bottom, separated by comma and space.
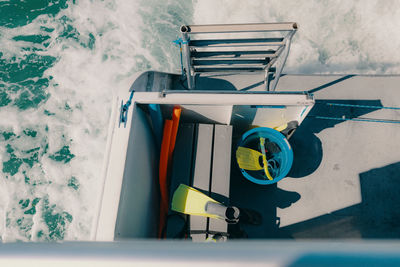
288, 99, 383, 178
228, 98, 400, 239
280, 162, 400, 239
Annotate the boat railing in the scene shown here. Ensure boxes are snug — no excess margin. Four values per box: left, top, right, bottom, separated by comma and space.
179, 22, 298, 91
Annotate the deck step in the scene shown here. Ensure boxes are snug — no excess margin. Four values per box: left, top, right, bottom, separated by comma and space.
208, 125, 232, 240
168, 123, 233, 242
190, 124, 214, 242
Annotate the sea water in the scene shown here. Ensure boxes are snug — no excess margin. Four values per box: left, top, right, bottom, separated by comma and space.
0, 0, 399, 242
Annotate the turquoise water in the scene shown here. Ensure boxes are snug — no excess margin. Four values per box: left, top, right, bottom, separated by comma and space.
0, 0, 192, 242
0, 0, 399, 242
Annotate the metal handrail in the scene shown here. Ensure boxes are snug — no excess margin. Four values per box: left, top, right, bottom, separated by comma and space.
180, 23, 297, 34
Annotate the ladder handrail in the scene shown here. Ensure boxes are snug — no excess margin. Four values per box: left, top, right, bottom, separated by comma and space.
180, 23, 297, 34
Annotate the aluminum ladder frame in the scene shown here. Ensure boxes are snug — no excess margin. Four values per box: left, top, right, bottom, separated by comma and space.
179, 22, 297, 91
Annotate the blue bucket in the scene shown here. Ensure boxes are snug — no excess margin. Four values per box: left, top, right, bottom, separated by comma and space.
236, 127, 293, 185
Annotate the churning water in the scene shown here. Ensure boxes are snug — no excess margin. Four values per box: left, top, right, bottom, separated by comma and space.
0, 0, 399, 241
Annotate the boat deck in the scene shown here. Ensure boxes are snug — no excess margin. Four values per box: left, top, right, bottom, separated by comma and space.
175, 73, 400, 239
274, 74, 400, 239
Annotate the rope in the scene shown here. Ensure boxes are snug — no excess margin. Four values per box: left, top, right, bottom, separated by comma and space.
311, 115, 400, 124
173, 37, 189, 45
123, 90, 134, 111
325, 103, 400, 110
119, 90, 135, 127
173, 38, 189, 78
310, 102, 400, 124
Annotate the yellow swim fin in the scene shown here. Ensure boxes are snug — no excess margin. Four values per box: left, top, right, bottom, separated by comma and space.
171, 184, 223, 219
236, 146, 263, 171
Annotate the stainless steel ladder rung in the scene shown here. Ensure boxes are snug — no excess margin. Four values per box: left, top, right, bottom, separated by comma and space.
193, 58, 271, 66
189, 38, 284, 47
194, 65, 266, 72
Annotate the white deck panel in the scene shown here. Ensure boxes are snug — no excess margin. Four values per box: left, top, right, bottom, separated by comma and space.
274, 75, 400, 237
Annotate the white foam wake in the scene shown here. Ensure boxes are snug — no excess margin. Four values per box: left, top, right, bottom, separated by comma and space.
194, 0, 400, 74
0, 0, 193, 241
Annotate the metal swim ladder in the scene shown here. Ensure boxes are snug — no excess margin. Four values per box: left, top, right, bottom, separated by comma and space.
179, 22, 298, 91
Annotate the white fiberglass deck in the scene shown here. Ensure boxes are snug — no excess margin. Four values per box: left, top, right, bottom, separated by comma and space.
94, 71, 400, 241
230, 74, 400, 238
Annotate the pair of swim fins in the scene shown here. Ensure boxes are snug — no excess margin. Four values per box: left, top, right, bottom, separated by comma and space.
236, 139, 281, 180
236, 146, 275, 180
